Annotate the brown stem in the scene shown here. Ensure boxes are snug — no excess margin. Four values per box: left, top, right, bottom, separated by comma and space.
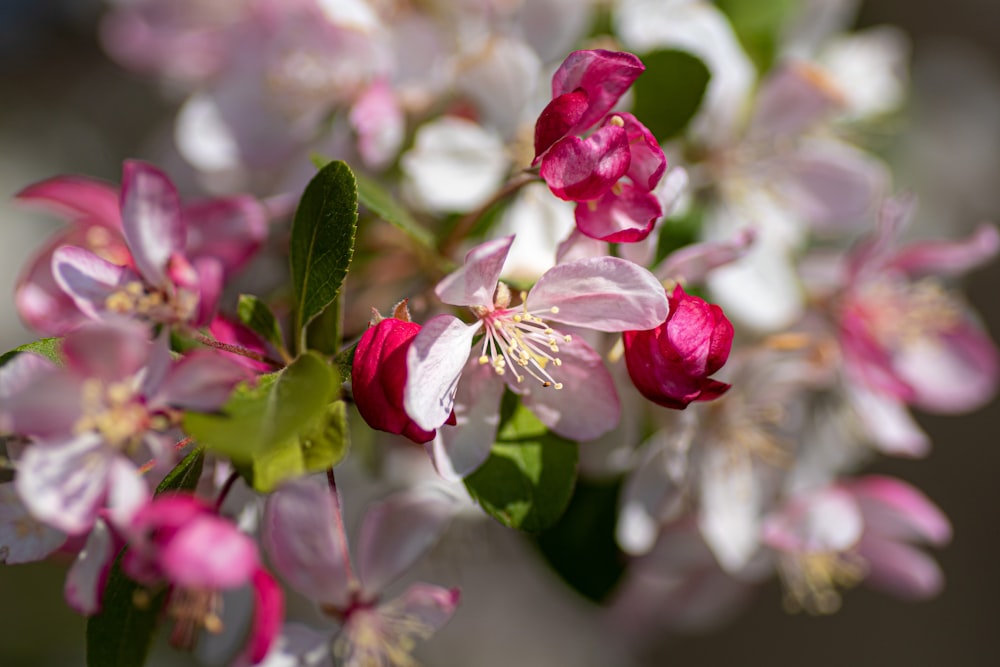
193, 333, 284, 369
214, 471, 241, 511
439, 171, 540, 257
326, 468, 356, 582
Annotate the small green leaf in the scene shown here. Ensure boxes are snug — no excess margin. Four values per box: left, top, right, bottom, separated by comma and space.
0, 337, 62, 367
290, 160, 358, 350
632, 49, 711, 141
85, 448, 205, 666
237, 294, 285, 351
355, 172, 436, 249
183, 352, 338, 462
245, 400, 350, 492
716, 0, 798, 72
464, 392, 578, 532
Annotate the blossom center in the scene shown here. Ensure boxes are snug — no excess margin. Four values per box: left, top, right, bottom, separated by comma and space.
74, 377, 151, 452
474, 284, 570, 389
857, 278, 962, 347
104, 280, 198, 324
778, 550, 867, 615
166, 587, 225, 652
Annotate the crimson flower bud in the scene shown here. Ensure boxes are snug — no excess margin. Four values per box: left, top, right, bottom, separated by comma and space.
352, 317, 438, 444
623, 285, 734, 409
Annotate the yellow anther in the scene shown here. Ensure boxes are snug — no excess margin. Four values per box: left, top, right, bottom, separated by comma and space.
609, 114, 625, 127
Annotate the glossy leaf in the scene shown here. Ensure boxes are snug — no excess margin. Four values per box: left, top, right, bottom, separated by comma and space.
237, 294, 285, 351
0, 337, 62, 367
290, 160, 358, 350
631, 49, 711, 141
183, 352, 338, 462
464, 392, 578, 533
355, 171, 435, 249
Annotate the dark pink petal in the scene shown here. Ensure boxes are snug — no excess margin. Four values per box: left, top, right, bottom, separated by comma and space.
192, 256, 225, 326
353, 318, 437, 444
151, 349, 250, 412
184, 196, 268, 275
551, 49, 645, 132
64, 519, 114, 614
435, 235, 514, 308
61, 318, 152, 383
357, 489, 455, 595
859, 534, 944, 600
540, 126, 630, 201
517, 336, 620, 441
262, 478, 352, 607
847, 476, 952, 544
889, 223, 999, 278
247, 568, 284, 664
120, 160, 184, 287
573, 184, 661, 243
533, 89, 589, 161
613, 113, 666, 191
51, 245, 129, 321
529, 256, 669, 331
16, 175, 122, 228
160, 513, 259, 589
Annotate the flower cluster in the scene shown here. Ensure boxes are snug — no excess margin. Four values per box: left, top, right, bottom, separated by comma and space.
2, 1, 998, 665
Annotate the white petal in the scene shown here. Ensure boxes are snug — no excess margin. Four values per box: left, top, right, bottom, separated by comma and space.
697, 446, 762, 573
64, 519, 113, 614
405, 316, 480, 431
0, 483, 66, 564
433, 358, 504, 479
435, 236, 513, 307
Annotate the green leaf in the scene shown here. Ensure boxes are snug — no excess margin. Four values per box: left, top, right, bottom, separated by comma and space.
535, 477, 627, 603
632, 49, 712, 141
245, 400, 350, 492
237, 294, 285, 351
355, 172, 436, 250
290, 160, 358, 350
85, 448, 205, 666
183, 352, 338, 463
716, 0, 798, 72
464, 392, 578, 532
0, 337, 62, 367
305, 298, 341, 357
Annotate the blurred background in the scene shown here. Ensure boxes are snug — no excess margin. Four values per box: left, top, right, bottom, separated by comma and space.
1, 1, 998, 665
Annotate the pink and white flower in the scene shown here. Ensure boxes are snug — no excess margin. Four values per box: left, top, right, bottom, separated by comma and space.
404, 235, 669, 476
259, 477, 458, 667
1, 318, 249, 534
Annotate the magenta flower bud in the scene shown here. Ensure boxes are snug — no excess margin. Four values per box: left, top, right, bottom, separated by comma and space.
623, 285, 734, 409
352, 316, 438, 444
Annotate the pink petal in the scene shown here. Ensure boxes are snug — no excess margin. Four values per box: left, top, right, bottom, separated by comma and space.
247, 568, 285, 664
1, 369, 83, 438
518, 335, 620, 441
435, 236, 513, 308
16, 174, 122, 228
51, 245, 128, 321
573, 184, 662, 243
262, 478, 352, 607
64, 519, 114, 614
358, 488, 455, 595
540, 126, 630, 201
404, 316, 480, 432
533, 89, 590, 161
433, 358, 504, 478
750, 62, 844, 138
184, 195, 268, 275
192, 256, 225, 326
0, 351, 58, 433
890, 223, 1000, 278
349, 79, 405, 170
105, 458, 150, 530
382, 583, 460, 635
15, 432, 112, 535
161, 513, 259, 589
656, 228, 756, 283
528, 256, 669, 331
551, 49, 644, 132
859, 535, 944, 600
15, 239, 89, 336
120, 160, 184, 287
844, 382, 930, 457
894, 326, 999, 413
848, 475, 952, 544
763, 487, 863, 554
152, 349, 250, 412
0, 483, 67, 564
61, 318, 152, 382
613, 113, 666, 191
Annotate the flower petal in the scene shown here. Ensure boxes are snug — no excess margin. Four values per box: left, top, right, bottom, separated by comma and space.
51, 245, 128, 321
61, 318, 152, 383
0, 483, 67, 564
614, 113, 666, 191
64, 518, 114, 614
848, 476, 952, 544
528, 256, 669, 331
247, 568, 285, 664
405, 316, 480, 431
859, 535, 944, 600
161, 513, 259, 589
358, 488, 456, 595
262, 478, 352, 607
573, 183, 662, 243
120, 160, 185, 286
890, 223, 1000, 278
184, 195, 268, 274
432, 358, 504, 479
16, 175, 122, 228
517, 335, 620, 441
435, 236, 513, 307
534, 89, 590, 160
551, 49, 644, 132
540, 126, 630, 201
